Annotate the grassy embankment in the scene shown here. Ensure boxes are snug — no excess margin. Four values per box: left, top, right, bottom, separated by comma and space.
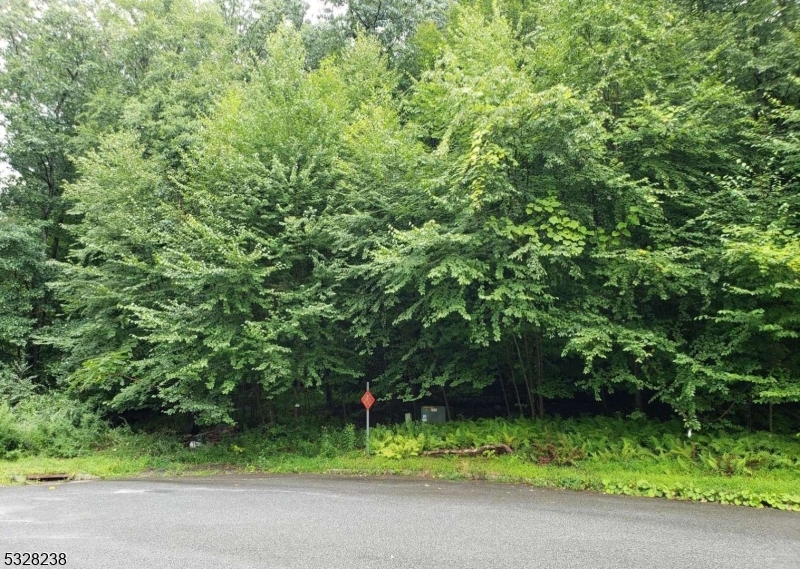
2, 417, 799, 511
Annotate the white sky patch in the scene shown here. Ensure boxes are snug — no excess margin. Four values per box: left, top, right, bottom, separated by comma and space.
306, 0, 345, 23
0, 122, 16, 194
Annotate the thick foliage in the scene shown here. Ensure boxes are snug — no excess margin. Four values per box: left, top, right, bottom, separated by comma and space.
0, 0, 799, 430
0, 394, 110, 459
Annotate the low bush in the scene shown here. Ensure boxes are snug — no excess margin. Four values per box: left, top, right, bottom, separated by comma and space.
0, 394, 110, 459
369, 416, 800, 476
0, 403, 25, 459
601, 480, 800, 511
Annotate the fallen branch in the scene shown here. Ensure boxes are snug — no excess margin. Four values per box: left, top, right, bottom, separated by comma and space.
182, 424, 238, 444
421, 444, 513, 457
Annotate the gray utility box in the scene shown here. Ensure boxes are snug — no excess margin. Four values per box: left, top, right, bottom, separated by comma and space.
420, 406, 446, 424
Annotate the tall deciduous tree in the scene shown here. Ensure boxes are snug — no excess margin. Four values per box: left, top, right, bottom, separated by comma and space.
2, 0, 798, 429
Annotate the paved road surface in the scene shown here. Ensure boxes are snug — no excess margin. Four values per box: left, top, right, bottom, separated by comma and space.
1, 475, 798, 568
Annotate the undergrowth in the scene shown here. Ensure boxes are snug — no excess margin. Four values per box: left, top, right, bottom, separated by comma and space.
2, 416, 798, 511
369, 416, 800, 477
0, 395, 111, 459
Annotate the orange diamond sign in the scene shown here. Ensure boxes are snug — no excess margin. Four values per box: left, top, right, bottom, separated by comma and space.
361, 390, 375, 410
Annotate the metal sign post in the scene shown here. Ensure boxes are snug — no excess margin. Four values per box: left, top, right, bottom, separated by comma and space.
361, 383, 375, 456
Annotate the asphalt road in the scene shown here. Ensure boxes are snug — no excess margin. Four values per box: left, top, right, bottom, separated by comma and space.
1, 475, 798, 569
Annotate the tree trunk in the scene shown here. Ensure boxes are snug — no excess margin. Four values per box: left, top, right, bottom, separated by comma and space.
293, 383, 300, 421
255, 383, 265, 425
534, 333, 545, 418
324, 379, 334, 416
769, 402, 773, 433
506, 346, 524, 418
498, 371, 512, 419
513, 336, 536, 419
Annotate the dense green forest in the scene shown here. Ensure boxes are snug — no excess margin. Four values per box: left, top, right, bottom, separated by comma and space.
2, 0, 800, 433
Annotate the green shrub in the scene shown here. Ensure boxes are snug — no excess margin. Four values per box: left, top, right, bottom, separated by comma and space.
530, 437, 586, 466
319, 427, 338, 458
373, 433, 425, 459
2, 393, 110, 458
0, 403, 25, 459
341, 423, 357, 452
0, 360, 40, 406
